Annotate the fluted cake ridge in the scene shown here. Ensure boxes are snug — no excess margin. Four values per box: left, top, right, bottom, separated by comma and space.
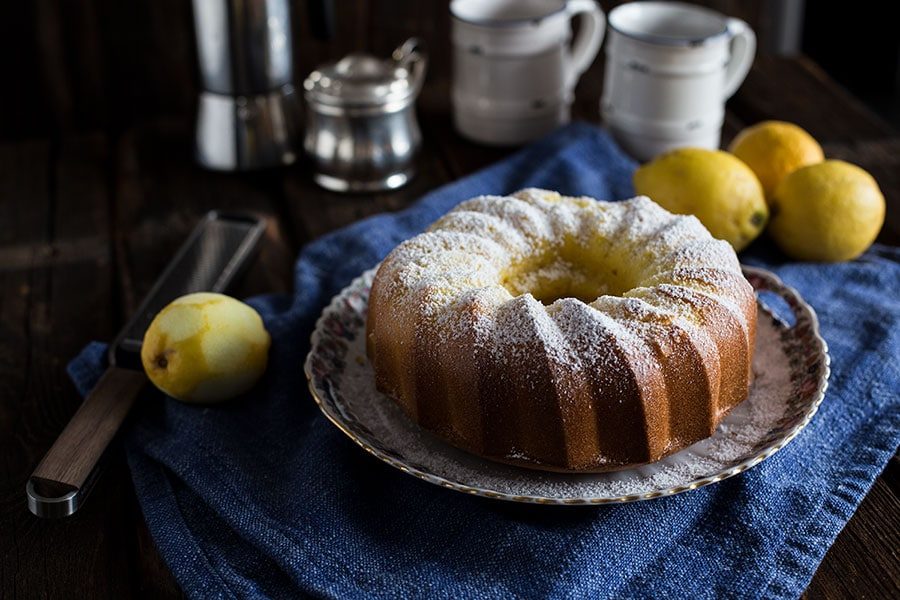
366, 189, 757, 471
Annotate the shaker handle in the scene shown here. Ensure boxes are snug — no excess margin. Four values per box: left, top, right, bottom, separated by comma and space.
393, 38, 428, 95
722, 18, 756, 100
565, 0, 606, 88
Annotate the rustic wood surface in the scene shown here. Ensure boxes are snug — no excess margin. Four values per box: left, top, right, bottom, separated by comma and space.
1, 1, 898, 597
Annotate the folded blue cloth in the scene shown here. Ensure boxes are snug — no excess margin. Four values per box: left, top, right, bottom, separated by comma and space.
68, 122, 900, 599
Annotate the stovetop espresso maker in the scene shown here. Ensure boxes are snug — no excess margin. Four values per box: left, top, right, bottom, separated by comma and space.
192, 0, 333, 170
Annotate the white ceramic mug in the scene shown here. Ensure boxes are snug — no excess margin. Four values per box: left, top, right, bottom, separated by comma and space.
601, 1, 756, 160
451, 0, 605, 146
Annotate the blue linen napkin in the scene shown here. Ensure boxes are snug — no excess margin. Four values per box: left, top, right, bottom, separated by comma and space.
68, 122, 900, 599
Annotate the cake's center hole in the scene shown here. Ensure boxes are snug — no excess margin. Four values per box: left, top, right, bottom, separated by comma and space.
501, 245, 637, 305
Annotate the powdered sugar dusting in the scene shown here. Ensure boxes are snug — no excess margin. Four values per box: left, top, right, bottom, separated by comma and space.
373, 189, 752, 380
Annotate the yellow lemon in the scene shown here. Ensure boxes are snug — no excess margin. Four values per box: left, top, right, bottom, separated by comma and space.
769, 160, 884, 262
729, 120, 824, 201
633, 147, 768, 251
141, 292, 271, 403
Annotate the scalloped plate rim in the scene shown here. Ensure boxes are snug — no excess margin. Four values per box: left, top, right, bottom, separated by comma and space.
303, 264, 831, 505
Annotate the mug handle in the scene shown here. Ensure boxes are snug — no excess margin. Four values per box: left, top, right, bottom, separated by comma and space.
722, 18, 756, 99
565, 0, 606, 88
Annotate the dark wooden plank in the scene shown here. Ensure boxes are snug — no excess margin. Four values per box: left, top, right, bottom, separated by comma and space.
282, 118, 456, 241
0, 142, 50, 247
729, 55, 894, 144
0, 135, 137, 598
54, 0, 108, 131
131, 504, 183, 599
885, 454, 900, 495
94, 0, 196, 132
113, 119, 295, 313
0, 148, 52, 600
31, 0, 108, 133
805, 459, 900, 599
0, 4, 54, 138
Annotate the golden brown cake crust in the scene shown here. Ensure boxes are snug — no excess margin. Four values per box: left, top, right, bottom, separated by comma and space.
367, 189, 757, 472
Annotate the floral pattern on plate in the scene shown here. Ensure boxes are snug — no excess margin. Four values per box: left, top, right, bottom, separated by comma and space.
305, 266, 830, 505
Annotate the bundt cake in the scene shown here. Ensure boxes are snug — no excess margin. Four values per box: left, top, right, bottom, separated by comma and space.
366, 189, 757, 472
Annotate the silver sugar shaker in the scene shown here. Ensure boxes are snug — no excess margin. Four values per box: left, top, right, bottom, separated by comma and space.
191, 0, 333, 170
303, 39, 427, 192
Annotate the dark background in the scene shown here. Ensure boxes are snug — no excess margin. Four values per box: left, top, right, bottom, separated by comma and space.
804, 1, 900, 127
1, 0, 898, 140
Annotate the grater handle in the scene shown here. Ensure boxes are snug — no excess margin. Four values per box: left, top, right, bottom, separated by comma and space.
27, 367, 147, 517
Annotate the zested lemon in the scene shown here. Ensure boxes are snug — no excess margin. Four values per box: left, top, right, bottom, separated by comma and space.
729, 120, 824, 201
141, 292, 271, 403
769, 160, 884, 262
633, 147, 768, 251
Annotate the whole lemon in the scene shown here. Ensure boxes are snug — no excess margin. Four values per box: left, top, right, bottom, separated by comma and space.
633, 147, 768, 251
769, 160, 884, 262
141, 292, 271, 403
729, 120, 824, 201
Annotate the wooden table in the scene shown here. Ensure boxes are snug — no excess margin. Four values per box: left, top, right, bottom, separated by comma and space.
1, 50, 898, 597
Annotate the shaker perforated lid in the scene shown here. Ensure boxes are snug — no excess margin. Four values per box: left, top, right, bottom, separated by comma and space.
304, 38, 426, 108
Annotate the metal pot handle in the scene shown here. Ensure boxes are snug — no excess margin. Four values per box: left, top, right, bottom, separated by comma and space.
393, 38, 428, 96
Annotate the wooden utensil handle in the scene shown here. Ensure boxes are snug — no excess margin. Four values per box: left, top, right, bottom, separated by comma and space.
28, 367, 146, 517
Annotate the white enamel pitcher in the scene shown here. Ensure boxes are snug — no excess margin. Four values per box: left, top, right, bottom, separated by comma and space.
601, 1, 756, 160
451, 0, 606, 146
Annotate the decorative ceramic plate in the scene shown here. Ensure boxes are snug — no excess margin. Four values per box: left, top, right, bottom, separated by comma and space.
304, 266, 830, 505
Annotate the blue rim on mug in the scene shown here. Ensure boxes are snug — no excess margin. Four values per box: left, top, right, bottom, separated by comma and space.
450, 0, 568, 28
608, 1, 730, 47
